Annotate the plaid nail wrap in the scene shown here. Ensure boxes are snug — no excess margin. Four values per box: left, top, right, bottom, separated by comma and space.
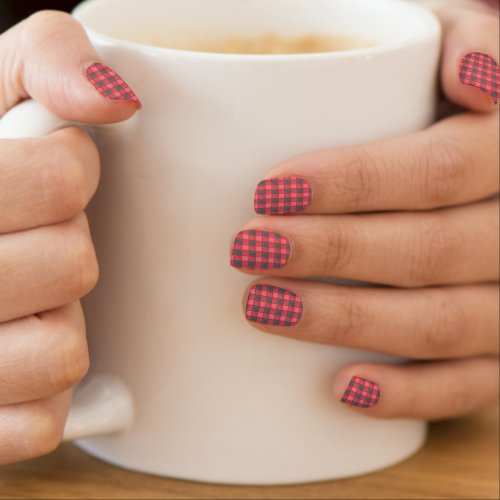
246, 284, 303, 326
254, 177, 312, 215
231, 229, 291, 270
459, 52, 499, 104
86, 62, 141, 106
341, 376, 380, 408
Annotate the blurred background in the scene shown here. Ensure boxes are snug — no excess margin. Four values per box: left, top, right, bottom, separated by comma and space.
1, 0, 498, 33
0, 0, 79, 32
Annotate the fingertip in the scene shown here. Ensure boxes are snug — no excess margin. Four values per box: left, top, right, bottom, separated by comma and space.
441, 49, 499, 114
83, 62, 142, 111
443, 81, 499, 114
333, 365, 382, 412
12, 12, 143, 124
56, 61, 142, 124
253, 176, 314, 216
437, 7, 499, 113
73, 95, 141, 125
52, 89, 141, 125
457, 51, 499, 111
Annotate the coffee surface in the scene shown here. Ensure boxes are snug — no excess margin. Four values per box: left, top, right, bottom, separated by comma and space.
141, 32, 375, 54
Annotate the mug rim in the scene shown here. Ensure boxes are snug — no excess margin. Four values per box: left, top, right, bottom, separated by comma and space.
73, 0, 441, 61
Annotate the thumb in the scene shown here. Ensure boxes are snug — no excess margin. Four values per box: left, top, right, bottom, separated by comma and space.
0, 10, 142, 123
435, 6, 499, 112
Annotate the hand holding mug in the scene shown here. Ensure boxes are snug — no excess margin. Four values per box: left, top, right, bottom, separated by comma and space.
0, 1, 497, 483
0, 11, 140, 464
231, 5, 499, 420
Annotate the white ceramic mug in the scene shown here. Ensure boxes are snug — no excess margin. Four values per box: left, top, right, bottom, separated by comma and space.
0, 0, 441, 485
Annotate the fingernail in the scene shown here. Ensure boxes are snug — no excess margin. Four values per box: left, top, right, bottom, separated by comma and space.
341, 376, 380, 408
459, 52, 499, 104
254, 177, 312, 215
231, 229, 291, 270
85, 62, 142, 108
245, 284, 303, 326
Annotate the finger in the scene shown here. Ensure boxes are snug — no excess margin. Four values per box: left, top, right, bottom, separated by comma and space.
332, 357, 499, 420
0, 302, 88, 405
0, 214, 99, 323
243, 279, 499, 359
0, 390, 72, 464
436, 7, 499, 110
0, 10, 141, 121
0, 127, 100, 234
253, 112, 499, 215
232, 197, 499, 287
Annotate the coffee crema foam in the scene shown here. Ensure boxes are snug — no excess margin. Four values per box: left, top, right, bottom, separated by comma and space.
136, 32, 376, 54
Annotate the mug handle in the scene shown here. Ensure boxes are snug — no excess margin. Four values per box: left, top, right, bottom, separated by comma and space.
0, 100, 134, 441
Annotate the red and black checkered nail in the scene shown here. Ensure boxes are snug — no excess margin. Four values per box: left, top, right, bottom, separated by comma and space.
85, 62, 142, 107
341, 376, 380, 408
254, 177, 312, 215
459, 52, 499, 104
231, 229, 291, 270
245, 284, 303, 326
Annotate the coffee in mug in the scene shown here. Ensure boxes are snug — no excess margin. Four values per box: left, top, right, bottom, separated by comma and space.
136, 32, 376, 54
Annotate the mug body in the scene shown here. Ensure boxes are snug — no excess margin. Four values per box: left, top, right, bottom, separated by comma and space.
73, 0, 440, 484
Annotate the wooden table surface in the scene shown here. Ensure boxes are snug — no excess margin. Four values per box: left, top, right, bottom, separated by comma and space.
0, 402, 498, 500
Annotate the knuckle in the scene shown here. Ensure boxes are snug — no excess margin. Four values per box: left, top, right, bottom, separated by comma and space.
27, 10, 72, 25
40, 141, 90, 220
46, 325, 89, 393
404, 217, 464, 287
319, 222, 356, 275
420, 137, 466, 206
320, 149, 382, 209
442, 381, 472, 417
23, 405, 63, 459
60, 217, 100, 298
25, 10, 72, 38
22, 11, 73, 51
331, 299, 365, 345
418, 293, 465, 357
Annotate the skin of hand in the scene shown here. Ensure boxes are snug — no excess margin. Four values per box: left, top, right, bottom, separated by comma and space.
232, 5, 499, 419
0, 11, 141, 464
0, 5, 497, 465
